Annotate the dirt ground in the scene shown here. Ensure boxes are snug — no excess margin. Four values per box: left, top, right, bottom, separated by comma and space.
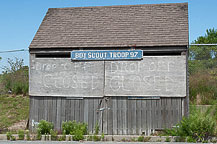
8, 120, 28, 131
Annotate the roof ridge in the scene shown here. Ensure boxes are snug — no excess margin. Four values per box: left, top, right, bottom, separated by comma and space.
48, 2, 188, 10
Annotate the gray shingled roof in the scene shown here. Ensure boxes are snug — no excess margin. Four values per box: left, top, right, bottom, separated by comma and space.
29, 3, 188, 49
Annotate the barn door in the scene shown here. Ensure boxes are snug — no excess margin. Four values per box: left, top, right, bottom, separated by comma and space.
95, 97, 110, 135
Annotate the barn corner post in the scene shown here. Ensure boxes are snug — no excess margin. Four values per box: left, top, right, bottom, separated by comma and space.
28, 2, 189, 135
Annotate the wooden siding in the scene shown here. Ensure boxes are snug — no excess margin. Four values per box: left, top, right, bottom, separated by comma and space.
29, 96, 184, 135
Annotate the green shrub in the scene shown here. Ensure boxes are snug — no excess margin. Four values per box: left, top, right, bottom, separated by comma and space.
50, 129, 58, 141
11, 136, 16, 141
187, 136, 196, 143
13, 82, 23, 95
6, 132, 12, 140
87, 135, 93, 141
164, 108, 216, 142
101, 132, 105, 141
26, 131, 31, 141
18, 130, 25, 140
72, 129, 84, 141
58, 134, 66, 141
165, 137, 171, 142
36, 131, 41, 140
144, 137, 151, 142
37, 120, 53, 135
131, 137, 137, 142
1, 58, 29, 95
94, 122, 99, 135
121, 138, 126, 142
175, 136, 186, 142
62, 120, 87, 135
68, 135, 72, 141
93, 135, 100, 141
62, 121, 74, 135
137, 136, 144, 142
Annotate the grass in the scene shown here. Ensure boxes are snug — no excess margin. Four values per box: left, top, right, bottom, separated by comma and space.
0, 94, 29, 131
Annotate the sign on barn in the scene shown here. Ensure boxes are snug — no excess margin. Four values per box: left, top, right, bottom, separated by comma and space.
71, 50, 143, 60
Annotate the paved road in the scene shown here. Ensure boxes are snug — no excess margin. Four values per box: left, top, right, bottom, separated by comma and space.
0, 141, 212, 144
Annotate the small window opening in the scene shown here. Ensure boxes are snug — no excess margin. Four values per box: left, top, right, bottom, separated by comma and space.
143, 52, 182, 56
35, 53, 70, 58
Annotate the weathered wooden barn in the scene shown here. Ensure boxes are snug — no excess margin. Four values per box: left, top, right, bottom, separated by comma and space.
29, 3, 189, 135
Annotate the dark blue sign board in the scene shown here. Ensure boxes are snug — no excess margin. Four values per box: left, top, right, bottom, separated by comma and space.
71, 50, 143, 60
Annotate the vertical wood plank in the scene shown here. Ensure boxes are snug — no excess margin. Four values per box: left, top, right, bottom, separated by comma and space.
84, 98, 89, 124
29, 97, 33, 131
122, 97, 127, 135
70, 99, 75, 121
152, 100, 156, 133
65, 98, 69, 121
161, 98, 166, 128
127, 99, 132, 134
131, 99, 136, 135
108, 97, 113, 135
93, 99, 98, 131
167, 98, 172, 128
44, 97, 48, 121
88, 98, 94, 134
61, 98, 66, 127
158, 98, 162, 129
146, 100, 151, 135
136, 100, 141, 134
113, 97, 117, 135
103, 98, 108, 134
47, 97, 52, 122
155, 99, 160, 129
52, 97, 57, 129
141, 99, 147, 135
56, 97, 61, 130
117, 97, 123, 135
80, 99, 84, 122
35, 97, 39, 122
75, 100, 80, 122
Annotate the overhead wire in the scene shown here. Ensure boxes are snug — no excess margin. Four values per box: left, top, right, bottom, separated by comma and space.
0, 49, 29, 54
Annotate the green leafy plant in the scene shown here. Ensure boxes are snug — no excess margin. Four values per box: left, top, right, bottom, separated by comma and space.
87, 135, 93, 141
93, 135, 100, 141
131, 137, 137, 142
11, 136, 16, 141
68, 135, 72, 141
144, 137, 151, 142
1, 58, 29, 95
58, 134, 66, 141
18, 130, 25, 140
6, 131, 12, 140
165, 136, 171, 142
62, 121, 75, 135
62, 120, 87, 135
94, 122, 100, 135
175, 136, 186, 142
164, 107, 216, 142
72, 129, 84, 141
36, 131, 41, 140
137, 136, 144, 142
187, 136, 196, 143
26, 130, 31, 141
101, 132, 105, 141
50, 129, 58, 141
121, 138, 126, 142
37, 120, 53, 135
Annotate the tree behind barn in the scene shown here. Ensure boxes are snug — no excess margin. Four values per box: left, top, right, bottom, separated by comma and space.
189, 28, 217, 105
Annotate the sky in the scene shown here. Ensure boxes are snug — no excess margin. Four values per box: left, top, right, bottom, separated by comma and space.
0, 0, 217, 69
